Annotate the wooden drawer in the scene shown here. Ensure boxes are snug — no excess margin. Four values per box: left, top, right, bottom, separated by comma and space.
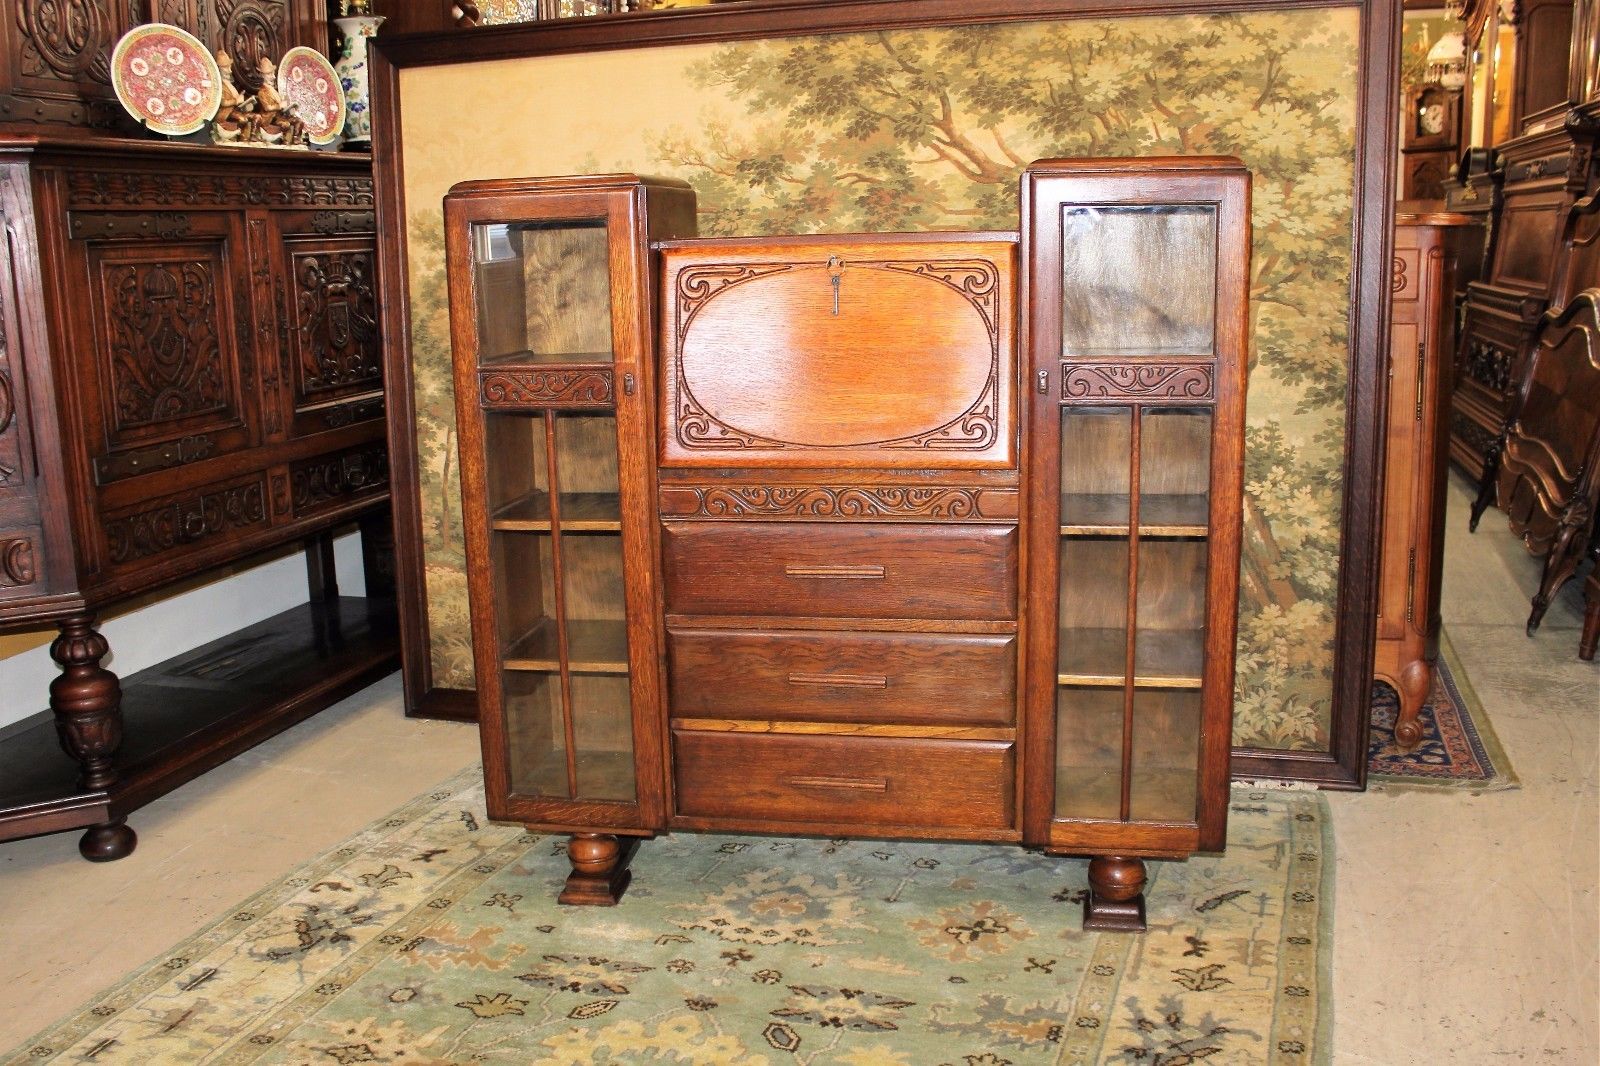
668, 628, 1015, 725
672, 729, 1015, 831
661, 522, 1016, 620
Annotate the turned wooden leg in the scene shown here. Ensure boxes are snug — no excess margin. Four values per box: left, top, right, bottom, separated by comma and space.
558, 833, 637, 906
1468, 440, 1503, 533
1083, 856, 1147, 932
1581, 575, 1600, 661
50, 614, 136, 862
1392, 658, 1434, 751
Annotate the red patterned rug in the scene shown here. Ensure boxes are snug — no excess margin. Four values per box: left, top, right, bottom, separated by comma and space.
1368, 632, 1517, 790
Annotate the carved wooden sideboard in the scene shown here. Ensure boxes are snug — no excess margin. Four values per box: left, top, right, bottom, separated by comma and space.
0, 1, 331, 133
0, 136, 396, 859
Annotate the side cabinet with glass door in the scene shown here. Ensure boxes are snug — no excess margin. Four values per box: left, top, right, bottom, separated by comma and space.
1021, 159, 1250, 931
443, 175, 697, 905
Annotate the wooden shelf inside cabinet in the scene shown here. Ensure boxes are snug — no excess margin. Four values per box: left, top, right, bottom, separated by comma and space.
1057, 627, 1204, 688
492, 491, 622, 531
1060, 494, 1209, 537
480, 349, 616, 366
504, 618, 630, 674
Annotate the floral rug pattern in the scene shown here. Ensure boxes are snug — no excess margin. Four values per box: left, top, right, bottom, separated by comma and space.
6, 775, 1332, 1065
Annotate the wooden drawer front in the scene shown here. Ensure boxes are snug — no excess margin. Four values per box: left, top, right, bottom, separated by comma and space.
669, 628, 1015, 725
662, 522, 1016, 620
673, 730, 1015, 831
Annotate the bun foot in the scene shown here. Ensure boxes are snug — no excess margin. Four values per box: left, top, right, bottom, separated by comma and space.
1392, 660, 1433, 752
1083, 855, 1147, 932
558, 833, 637, 906
79, 819, 136, 862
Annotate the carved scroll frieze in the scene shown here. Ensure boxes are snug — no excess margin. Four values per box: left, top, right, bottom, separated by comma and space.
0, 535, 35, 587
105, 259, 227, 430
660, 484, 1019, 522
295, 250, 380, 394
67, 171, 375, 209
290, 444, 388, 512
94, 433, 216, 484
104, 481, 267, 564
675, 263, 792, 325
1061, 362, 1215, 403
479, 367, 614, 409
1450, 410, 1499, 456
882, 259, 1001, 344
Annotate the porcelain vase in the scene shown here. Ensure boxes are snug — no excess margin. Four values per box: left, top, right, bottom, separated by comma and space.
333, 14, 384, 147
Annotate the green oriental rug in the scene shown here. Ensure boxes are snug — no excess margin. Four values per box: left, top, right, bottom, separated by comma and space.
5, 771, 1333, 1065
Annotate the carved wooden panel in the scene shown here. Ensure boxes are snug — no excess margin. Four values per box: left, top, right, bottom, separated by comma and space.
289, 441, 388, 517
658, 484, 1019, 522
82, 231, 254, 470
660, 238, 1015, 468
102, 477, 268, 566
280, 237, 383, 436
0, 531, 36, 587
0, 0, 140, 127
478, 366, 614, 409
66, 171, 375, 209
1060, 361, 1216, 403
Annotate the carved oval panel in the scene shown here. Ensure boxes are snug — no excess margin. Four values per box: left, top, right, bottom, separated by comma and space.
678, 265, 993, 448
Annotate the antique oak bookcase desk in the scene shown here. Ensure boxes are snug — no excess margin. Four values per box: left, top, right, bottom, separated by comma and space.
444, 159, 1249, 931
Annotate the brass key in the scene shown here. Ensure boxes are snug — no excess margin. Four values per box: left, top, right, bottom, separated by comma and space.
827, 255, 845, 315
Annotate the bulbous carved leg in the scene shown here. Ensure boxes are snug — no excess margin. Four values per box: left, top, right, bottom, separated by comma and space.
50, 615, 136, 862
1083, 856, 1147, 932
558, 833, 637, 906
1392, 658, 1434, 752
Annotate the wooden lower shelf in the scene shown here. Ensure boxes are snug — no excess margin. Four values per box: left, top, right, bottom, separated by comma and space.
492, 491, 622, 531
0, 596, 399, 849
1060, 493, 1209, 536
1058, 626, 1204, 688
503, 618, 629, 674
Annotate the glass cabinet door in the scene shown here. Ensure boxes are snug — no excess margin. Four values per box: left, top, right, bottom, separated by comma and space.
445, 182, 678, 834
1022, 161, 1248, 860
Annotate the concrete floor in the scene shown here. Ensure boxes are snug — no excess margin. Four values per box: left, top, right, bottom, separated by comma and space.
0, 473, 1594, 1061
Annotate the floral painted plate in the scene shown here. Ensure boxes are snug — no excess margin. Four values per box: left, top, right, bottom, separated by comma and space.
277, 46, 346, 146
110, 23, 222, 137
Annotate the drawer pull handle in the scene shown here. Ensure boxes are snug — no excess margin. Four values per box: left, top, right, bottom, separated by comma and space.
787, 672, 889, 689
783, 565, 886, 580
785, 775, 889, 793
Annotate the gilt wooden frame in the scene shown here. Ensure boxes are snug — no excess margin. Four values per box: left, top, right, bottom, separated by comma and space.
368, 0, 1403, 788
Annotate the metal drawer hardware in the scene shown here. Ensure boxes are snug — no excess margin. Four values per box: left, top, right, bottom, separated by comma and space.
785, 775, 889, 793
786, 671, 890, 688
783, 564, 885, 579
827, 255, 845, 314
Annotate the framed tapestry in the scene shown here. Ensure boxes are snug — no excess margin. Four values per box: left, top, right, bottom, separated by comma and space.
370, 0, 1404, 787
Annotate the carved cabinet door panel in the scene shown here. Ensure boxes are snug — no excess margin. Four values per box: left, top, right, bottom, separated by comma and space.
272, 211, 384, 440
0, 1, 142, 122
156, 0, 329, 93
69, 210, 258, 489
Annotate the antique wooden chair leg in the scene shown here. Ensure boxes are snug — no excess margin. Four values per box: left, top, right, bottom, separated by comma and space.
1527, 513, 1590, 635
49, 614, 136, 861
558, 833, 638, 906
1581, 566, 1600, 661
1468, 437, 1504, 532
1083, 855, 1147, 932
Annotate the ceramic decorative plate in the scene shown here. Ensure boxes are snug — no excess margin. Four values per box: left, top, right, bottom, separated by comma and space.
277, 46, 346, 146
110, 23, 222, 137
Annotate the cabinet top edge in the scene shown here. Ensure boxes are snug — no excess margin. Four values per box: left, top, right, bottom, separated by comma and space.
655, 230, 1019, 252
1023, 155, 1249, 177
0, 133, 373, 169
446, 173, 694, 197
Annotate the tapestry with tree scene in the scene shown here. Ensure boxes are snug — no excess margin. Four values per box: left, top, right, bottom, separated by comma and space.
398, 9, 1361, 751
